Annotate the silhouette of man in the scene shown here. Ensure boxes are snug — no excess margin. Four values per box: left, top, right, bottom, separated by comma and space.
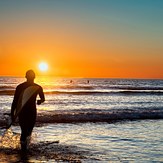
11, 70, 45, 151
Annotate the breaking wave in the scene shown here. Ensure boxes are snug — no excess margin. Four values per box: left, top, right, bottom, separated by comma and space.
36, 109, 163, 123
1, 108, 163, 126
1, 89, 163, 96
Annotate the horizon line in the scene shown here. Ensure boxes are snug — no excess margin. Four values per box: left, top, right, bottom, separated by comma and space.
0, 75, 163, 80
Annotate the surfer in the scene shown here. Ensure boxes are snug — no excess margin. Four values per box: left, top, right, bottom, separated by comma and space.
11, 70, 45, 151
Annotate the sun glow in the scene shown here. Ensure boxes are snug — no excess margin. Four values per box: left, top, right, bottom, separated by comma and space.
38, 62, 48, 72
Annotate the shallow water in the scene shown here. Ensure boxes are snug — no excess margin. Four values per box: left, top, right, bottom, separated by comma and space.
1, 120, 160, 162
36, 120, 163, 162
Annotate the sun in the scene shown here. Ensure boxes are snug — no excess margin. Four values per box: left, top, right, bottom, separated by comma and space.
38, 62, 48, 72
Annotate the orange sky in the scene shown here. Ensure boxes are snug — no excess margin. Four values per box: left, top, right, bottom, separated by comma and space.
0, 1, 163, 78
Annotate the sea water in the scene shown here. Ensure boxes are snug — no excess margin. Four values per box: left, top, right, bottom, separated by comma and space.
0, 77, 163, 162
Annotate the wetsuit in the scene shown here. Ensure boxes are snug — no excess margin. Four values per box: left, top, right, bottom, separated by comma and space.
11, 82, 45, 142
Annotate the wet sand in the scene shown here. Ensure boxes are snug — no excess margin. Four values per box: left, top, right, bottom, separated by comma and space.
0, 129, 94, 162
0, 142, 88, 162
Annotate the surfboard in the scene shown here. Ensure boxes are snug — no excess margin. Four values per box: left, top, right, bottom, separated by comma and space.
7, 85, 40, 129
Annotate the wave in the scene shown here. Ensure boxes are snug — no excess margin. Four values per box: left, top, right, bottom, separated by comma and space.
105, 86, 163, 90
45, 90, 163, 96
55, 85, 95, 90
0, 90, 15, 95
1, 89, 163, 96
2, 85, 163, 91
48, 85, 163, 91
0, 86, 15, 91
1, 109, 163, 126
36, 109, 163, 123
1, 85, 163, 91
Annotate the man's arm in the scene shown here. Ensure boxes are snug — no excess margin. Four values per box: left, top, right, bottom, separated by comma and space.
37, 87, 45, 105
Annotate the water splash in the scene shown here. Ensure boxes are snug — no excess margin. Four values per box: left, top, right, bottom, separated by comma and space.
0, 128, 20, 149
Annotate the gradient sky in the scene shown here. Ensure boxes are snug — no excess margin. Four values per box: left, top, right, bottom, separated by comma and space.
0, 0, 163, 78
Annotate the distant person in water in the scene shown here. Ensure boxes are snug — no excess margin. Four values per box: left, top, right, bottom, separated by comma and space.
11, 70, 45, 151
70, 80, 73, 84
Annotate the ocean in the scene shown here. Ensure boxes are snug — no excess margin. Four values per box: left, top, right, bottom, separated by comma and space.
0, 77, 163, 162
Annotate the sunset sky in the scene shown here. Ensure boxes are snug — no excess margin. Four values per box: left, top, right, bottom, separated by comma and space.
0, 0, 163, 78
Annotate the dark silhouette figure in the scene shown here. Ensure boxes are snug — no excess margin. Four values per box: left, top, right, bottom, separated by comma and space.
70, 80, 73, 84
11, 70, 45, 151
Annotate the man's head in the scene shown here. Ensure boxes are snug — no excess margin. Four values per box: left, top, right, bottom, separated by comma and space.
25, 70, 35, 82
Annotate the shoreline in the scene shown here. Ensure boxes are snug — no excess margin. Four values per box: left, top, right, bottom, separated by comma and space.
0, 141, 93, 162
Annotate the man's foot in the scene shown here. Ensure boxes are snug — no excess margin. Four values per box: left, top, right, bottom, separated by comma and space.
21, 135, 31, 151
21, 140, 27, 152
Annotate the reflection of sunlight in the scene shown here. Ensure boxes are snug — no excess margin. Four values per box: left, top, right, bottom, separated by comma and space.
35, 76, 62, 90
35, 76, 50, 85
35, 76, 54, 88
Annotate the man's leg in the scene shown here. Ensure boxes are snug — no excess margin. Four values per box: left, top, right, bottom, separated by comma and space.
19, 119, 36, 151
19, 109, 36, 151
20, 124, 28, 151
